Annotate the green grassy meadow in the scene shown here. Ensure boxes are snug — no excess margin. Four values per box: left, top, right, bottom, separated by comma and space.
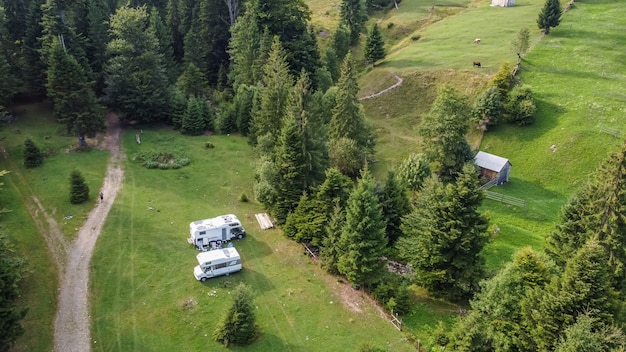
89, 130, 415, 351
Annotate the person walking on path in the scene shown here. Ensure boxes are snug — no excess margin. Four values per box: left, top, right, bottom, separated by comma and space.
99, 191, 104, 203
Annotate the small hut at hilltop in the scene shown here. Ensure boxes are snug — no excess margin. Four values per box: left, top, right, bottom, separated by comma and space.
491, 0, 515, 6
474, 151, 512, 185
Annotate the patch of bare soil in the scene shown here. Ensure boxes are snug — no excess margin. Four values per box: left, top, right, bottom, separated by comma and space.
53, 113, 124, 352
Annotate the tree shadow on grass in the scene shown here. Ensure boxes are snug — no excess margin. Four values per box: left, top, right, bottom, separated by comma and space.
248, 332, 301, 352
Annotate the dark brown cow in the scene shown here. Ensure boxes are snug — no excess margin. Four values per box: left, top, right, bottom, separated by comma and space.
473, 61, 481, 68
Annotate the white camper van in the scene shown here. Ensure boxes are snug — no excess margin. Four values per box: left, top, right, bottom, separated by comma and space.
188, 214, 246, 250
194, 247, 242, 281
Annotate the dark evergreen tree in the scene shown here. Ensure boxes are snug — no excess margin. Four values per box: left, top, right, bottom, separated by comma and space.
545, 141, 626, 295
23, 138, 44, 168
0, 7, 19, 105
397, 164, 489, 299
165, 0, 185, 62
338, 167, 387, 286
320, 201, 346, 274
418, 85, 473, 181
23, 0, 47, 98
328, 53, 374, 172
340, 0, 367, 44
212, 283, 259, 346
46, 39, 104, 142
103, 6, 172, 123
448, 247, 557, 351
283, 193, 327, 246
169, 89, 187, 129
397, 153, 431, 192
315, 167, 354, 212
234, 84, 257, 136
0, 234, 27, 351
176, 62, 208, 97
227, 1, 261, 90
331, 25, 351, 62
522, 240, 621, 352
537, 0, 562, 34
364, 23, 385, 66
553, 313, 626, 352
249, 37, 292, 147
380, 171, 409, 246
69, 169, 89, 204
254, 0, 320, 77
84, 0, 111, 93
181, 95, 205, 135
149, 6, 177, 82
322, 47, 340, 84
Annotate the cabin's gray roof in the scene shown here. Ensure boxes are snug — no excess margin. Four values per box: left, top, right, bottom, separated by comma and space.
474, 151, 511, 172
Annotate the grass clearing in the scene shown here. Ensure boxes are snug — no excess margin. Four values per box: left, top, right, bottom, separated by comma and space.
90, 129, 415, 351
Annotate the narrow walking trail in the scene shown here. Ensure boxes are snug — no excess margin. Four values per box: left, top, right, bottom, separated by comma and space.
53, 115, 124, 352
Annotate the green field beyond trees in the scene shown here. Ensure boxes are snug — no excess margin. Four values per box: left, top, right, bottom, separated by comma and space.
1, 0, 626, 351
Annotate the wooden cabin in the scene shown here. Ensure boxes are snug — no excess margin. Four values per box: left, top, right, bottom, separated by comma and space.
474, 151, 511, 185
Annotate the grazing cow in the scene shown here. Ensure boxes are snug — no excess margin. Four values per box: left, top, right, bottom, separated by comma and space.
474, 38, 481, 44
473, 61, 482, 68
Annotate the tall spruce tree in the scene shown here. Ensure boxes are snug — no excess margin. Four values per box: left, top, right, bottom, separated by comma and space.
397, 153, 431, 192
180, 95, 205, 135
522, 240, 621, 352
46, 39, 104, 143
364, 23, 385, 66
176, 62, 208, 98
22, 0, 47, 98
338, 166, 387, 287
537, 0, 562, 34
397, 164, 488, 299
340, 0, 367, 44
103, 5, 172, 123
227, 1, 261, 90
545, 141, 626, 294
448, 247, 557, 351
380, 171, 409, 246
321, 200, 346, 274
328, 53, 374, 171
149, 6, 177, 82
418, 85, 473, 181
249, 36, 293, 148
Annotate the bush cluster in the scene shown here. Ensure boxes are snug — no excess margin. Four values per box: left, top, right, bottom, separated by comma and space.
133, 150, 191, 169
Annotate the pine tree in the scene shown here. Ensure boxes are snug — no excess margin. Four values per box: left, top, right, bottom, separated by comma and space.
181, 96, 205, 135
23, 138, 44, 168
103, 5, 172, 123
554, 313, 626, 352
46, 38, 104, 142
397, 164, 488, 299
328, 53, 374, 158
283, 193, 327, 246
340, 0, 367, 44
321, 201, 346, 274
213, 283, 259, 346
537, 0, 562, 34
0, 234, 27, 350
176, 63, 208, 98
418, 85, 473, 181
227, 1, 261, 90
338, 167, 387, 286
522, 240, 621, 352
451, 247, 557, 351
272, 103, 307, 224
380, 171, 409, 246
397, 153, 431, 192
22, 0, 47, 98
149, 6, 177, 83
234, 84, 257, 136
69, 169, 89, 204
364, 23, 385, 66
249, 36, 293, 147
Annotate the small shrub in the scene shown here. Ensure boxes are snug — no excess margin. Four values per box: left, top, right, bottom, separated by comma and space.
411, 34, 421, 41
239, 193, 249, 202
23, 138, 43, 168
387, 22, 394, 29
205, 141, 215, 149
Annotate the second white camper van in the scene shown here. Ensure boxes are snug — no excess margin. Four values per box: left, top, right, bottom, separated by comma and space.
193, 247, 242, 282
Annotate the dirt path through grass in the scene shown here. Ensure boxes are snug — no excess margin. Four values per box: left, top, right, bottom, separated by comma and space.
53, 114, 124, 352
